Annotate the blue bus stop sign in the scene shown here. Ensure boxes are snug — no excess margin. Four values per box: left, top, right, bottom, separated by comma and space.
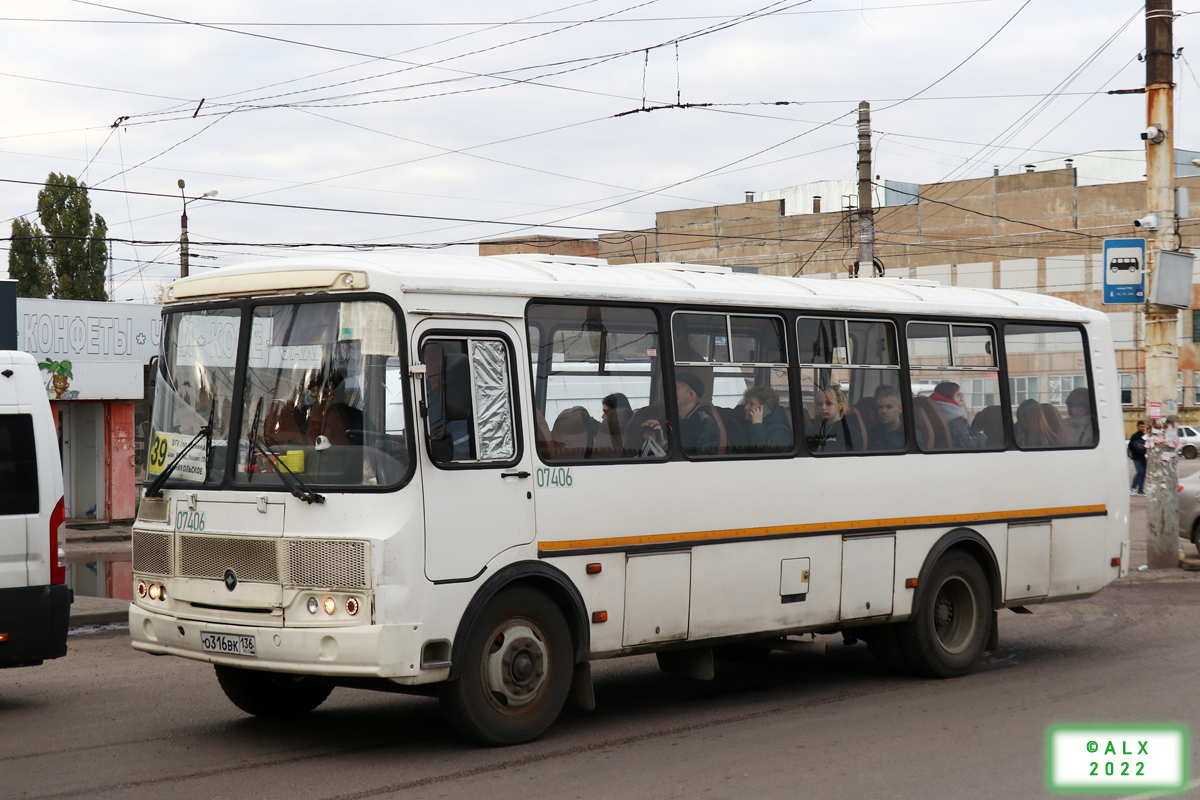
1103, 238, 1145, 304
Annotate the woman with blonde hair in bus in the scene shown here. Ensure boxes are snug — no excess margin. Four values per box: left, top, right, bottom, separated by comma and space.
1015, 398, 1058, 448
809, 385, 860, 452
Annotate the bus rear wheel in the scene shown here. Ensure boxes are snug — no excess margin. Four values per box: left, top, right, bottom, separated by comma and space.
441, 586, 574, 746
214, 665, 333, 717
898, 552, 992, 678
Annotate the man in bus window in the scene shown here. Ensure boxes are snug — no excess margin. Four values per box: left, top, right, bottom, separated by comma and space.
641, 372, 720, 456
867, 385, 924, 451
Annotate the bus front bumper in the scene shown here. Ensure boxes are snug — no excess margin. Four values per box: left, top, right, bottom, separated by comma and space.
129, 604, 427, 682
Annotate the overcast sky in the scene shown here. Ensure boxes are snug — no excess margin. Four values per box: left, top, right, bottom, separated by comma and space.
0, 0, 1190, 301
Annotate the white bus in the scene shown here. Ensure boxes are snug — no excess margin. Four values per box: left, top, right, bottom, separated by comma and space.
130, 254, 1129, 745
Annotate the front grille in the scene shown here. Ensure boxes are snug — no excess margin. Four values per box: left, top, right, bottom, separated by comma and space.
178, 535, 279, 583
137, 497, 170, 523
132, 531, 172, 575
285, 539, 368, 589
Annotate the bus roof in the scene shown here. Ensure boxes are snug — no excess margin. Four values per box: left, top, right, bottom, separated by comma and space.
164, 252, 1103, 323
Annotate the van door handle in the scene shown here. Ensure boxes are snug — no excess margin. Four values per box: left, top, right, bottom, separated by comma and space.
501, 471, 531, 479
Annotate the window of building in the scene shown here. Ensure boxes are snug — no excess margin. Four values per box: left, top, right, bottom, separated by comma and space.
672, 312, 793, 456
527, 304, 666, 461
798, 317, 904, 453
0, 414, 38, 515
1120, 373, 1134, 406
1004, 324, 1096, 449
907, 322, 1003, 451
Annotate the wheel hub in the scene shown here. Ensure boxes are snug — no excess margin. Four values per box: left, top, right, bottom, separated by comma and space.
485, 623, 547, 708
932, 575, 977, 655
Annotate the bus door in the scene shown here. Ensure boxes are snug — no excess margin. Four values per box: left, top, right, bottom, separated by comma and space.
414, 321, 535, 582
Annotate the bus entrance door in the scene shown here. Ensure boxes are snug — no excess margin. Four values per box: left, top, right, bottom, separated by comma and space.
415, 321, 535, 582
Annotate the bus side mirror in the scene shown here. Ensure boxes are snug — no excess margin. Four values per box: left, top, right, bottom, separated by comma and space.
443, 353, 472, 420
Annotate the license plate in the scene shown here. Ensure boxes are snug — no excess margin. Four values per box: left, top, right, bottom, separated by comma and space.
200, 632, 257, 657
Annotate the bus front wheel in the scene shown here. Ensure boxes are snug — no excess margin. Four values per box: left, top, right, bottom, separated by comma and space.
898, 552, 992, 678
442, 586, 574, 746
214, 665, 333, 717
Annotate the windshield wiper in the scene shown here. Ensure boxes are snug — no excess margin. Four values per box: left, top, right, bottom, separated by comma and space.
144, 401, 215, 498
248, 436, 325, 504
245, 398, 325, 504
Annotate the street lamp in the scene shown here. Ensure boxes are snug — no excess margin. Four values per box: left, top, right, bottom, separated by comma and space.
178, 179, 218, 279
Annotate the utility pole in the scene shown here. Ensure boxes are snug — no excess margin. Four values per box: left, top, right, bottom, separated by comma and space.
856, 101, 875, 277
1144, 0, 1179, 569
178, 178, 189, 279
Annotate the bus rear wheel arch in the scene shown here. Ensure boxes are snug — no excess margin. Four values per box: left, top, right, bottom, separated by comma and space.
897, 550, 993, 678
441, 585, 574, 746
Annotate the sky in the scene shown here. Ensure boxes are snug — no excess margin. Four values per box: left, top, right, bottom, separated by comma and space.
0, 0, 1193, 301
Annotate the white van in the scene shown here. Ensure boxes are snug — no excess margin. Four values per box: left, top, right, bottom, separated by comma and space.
0, 351, 70, 669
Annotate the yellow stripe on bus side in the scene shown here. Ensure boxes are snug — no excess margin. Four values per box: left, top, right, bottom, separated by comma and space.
536, 504, 1107, 553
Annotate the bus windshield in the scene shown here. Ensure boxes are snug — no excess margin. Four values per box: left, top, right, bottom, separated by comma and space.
235, 299, 408, 489
150, 307, 241, 486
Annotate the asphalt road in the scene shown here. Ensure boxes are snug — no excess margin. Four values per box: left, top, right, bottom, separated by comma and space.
4, 467, 1199, 800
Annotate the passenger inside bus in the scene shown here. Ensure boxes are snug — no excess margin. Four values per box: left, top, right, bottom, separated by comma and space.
1062, 387, 1094, 446
969, 405, 1005, 448
866, 385, 917, 451
640, 373, 720, 456
1015, 398, 1059, 448
592, 393, 633, 456
807, 385, 862, 452
928, 382, 986, 450
729, 385, 792, 453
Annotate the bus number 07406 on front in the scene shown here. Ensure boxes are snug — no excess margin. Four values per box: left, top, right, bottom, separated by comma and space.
535, 468, 572, 488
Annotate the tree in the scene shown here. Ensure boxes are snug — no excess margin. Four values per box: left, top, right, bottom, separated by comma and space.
29, 173, 109, 301
7, 217, 53, 298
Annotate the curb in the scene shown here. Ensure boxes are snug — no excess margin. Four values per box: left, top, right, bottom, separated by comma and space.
69, 598, 131, 629
70, 610, 130, 628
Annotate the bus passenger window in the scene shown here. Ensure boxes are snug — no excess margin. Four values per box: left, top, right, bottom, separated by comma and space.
422, 337, 517, 465
799, 317, 902, 454
1005, 324, 1096, 449
674, 312, 793, 457
527, 304, 665, 462
907, 322, 1003, 452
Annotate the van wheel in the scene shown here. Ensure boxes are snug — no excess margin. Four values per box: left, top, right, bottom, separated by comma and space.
897, 552, 991, 678
441, 586, 574, 746
214, 665, 333, 717
1183, 445, 1196, 460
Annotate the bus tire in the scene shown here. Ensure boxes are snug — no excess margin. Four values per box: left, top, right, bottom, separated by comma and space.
441, 586, 574, 746
214, 665, 333, 717
897, 552, 991, 679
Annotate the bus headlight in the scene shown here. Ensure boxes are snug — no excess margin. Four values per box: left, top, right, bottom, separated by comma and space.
307, 596, 319, 614
136, 581, 147, 598
148, 583, 161, 601
345, 597, 359, 616
322, 596, 336, 615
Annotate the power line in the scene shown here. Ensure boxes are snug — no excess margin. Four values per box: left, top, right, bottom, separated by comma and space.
0, 2, 1001, 27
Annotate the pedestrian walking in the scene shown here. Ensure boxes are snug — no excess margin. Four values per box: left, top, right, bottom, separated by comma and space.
1128, 420, 1147, 495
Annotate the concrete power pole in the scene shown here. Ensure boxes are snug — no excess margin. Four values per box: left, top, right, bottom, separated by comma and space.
856, 101, 875, 277
178, 178, 190, 279
1144, 0, 1179, 569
